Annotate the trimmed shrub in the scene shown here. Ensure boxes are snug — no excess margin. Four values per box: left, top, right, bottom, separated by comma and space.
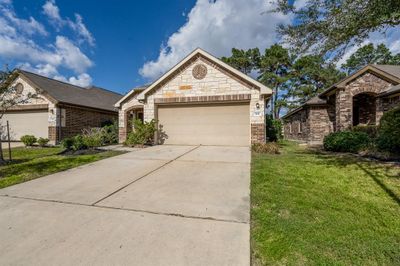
352, 125, 378, 139
82, 128, 103, 148
377, 106, 400, 154
101, 121, 118, 145
266, 115, 282, 142
61, 137, 74, 150
37, 137, 49, 147
252, 142, 280, 154
125, 119, 157, 146
323, 131, 371, 153
71, 135, 87, 151
20, 135, 37, 147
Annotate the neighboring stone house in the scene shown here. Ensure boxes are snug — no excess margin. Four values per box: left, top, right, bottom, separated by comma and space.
115, 48, 272, 146
1, 70, 122, 143
282, 64, 400, 144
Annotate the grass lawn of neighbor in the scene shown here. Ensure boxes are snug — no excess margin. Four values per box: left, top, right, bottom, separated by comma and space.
0, 146, 125, 189
251, 141, 400, 265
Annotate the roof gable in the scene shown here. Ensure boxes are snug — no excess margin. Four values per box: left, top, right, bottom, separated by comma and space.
17, 70, 122, 112
115, 48, 272, 106
320, 64, 400, 97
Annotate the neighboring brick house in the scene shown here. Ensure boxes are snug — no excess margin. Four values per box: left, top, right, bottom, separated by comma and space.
282, 64, 400, 144
1, 70, 122, 144
115, 48, 272, 146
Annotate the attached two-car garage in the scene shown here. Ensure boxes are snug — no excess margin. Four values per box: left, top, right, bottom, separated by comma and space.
157, 103, 250, 146
1, 110, 48, 141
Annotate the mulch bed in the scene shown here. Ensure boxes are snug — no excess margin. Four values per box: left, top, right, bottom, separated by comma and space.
58, 149, 105, 156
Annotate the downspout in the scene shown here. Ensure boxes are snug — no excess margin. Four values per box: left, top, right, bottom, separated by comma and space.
58, 107, 62, 144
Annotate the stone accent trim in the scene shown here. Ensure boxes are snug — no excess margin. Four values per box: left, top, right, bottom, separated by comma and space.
7, 104, 48, 111
154, 93, 251, 104
119, 127, 127, 143
48, 126, 60, 143
251, 123, 265, 144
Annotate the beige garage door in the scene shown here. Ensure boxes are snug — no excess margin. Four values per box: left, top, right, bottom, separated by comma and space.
157, 103, 250, 146
2, 111, 48, 141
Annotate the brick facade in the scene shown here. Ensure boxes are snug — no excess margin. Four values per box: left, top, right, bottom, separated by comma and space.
335, 72, 392, 130
283, 109, 310, 142
49, 105, 117, 143
251, 124, 265, 144
283, 71, 400, 144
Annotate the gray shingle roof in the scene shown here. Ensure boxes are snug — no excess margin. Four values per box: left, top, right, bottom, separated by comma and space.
305, 96, 326, 105
373, 65, 400, 79
19, 70, 122, 112
380, 84, 400, 97
281, 96, 327, 119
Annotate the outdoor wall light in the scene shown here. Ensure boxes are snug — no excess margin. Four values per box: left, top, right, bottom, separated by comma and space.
255, 103, 260, 109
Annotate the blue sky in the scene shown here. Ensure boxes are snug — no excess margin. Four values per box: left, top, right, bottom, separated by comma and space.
1, 0, 399, 95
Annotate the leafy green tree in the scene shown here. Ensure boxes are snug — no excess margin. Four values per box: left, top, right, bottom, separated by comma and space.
288, 55, 345, 107
258, 44, 292, 118
274, 0, 400, 57
222, 45, 345, 117
221, 48, 261, 75
342, 43, 400, 74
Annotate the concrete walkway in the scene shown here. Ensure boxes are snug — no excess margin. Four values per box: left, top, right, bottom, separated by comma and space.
0, 145, 250, 266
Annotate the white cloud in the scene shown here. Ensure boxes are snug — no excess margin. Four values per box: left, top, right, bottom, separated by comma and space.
0, 0, 47, 36
67, 73, 92, 87
55, 36, 93, 73
42, 0, 63, 27
0, 35, 62, 65
0, 0, 94, 87
139, 0, 290, 80
21, 62, 92, 87
19, 62, 58, 76
42, 0, 95, 46
69, 14, 95, 46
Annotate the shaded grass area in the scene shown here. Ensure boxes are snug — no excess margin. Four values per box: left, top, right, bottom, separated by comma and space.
0, 147, 125, 189
251, 141, 400, 265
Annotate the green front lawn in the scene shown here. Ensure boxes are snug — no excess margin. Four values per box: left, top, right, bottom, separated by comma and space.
251, 141, 400, 265
0, 147, 125, 189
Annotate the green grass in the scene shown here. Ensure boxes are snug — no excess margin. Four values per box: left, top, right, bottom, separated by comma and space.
0, 147, 125, 189
251, 141, 400, 265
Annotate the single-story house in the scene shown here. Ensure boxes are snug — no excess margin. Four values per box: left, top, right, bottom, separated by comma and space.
115, 48, 272, 146
1, 70, 122, 143
282, 64, 400, 144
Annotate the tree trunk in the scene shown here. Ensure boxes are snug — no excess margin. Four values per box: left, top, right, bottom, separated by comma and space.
0, 128, 3, 162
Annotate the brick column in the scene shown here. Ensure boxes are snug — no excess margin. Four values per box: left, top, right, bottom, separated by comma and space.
48, 126, 60, 144
251, 123, 265, 144
336, 88, 352, 130
119, 127, 127, 143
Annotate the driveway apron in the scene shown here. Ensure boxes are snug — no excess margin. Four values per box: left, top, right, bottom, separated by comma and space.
0, 145, 250, 265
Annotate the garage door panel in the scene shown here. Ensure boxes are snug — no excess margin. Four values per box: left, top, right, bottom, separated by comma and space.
2, 111, 48, 140
158, 103, 249, 146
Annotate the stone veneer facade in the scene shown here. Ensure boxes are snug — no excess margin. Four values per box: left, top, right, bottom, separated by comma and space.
119, 54, 268, 144
283, 71, 400, 144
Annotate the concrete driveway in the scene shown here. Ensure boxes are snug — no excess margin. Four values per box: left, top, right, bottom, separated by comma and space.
0, 145, 250, 266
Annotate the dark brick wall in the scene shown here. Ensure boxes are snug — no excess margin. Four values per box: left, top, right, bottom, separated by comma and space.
49, 105, 117, 143
283, 108, 310, 142
382, 95, 400, 112
61, 106, 117, 139
309, 106, 334, 143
